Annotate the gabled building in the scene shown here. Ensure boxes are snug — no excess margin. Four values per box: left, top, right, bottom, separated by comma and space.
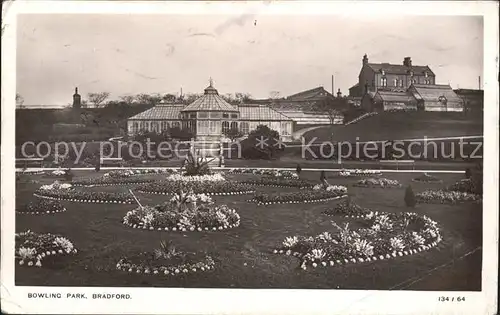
370, 91, 417, 112
408, 84, 463, 112
349, 54, 436, 97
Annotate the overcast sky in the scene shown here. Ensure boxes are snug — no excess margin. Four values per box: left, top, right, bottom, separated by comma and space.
17, 14, 483, 106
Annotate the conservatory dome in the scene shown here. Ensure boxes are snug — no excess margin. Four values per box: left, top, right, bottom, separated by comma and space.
181, 80, 238, 112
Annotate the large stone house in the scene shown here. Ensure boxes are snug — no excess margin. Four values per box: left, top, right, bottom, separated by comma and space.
351, 54, 463, 112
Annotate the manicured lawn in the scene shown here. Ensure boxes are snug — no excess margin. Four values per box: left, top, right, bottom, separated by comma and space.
15, 171, 482, 290
304, 111, 483, 143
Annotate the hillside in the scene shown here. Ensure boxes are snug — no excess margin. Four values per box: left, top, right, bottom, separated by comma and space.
304, 111, 483, 143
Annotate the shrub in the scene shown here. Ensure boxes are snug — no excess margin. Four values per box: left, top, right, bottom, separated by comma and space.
320, 171, 326, 182
241, 125, 284, 160
405, 185, 416, 208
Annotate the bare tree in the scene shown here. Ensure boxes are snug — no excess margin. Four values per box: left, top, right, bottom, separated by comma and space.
313, 97, 347, 125
16, 93, 25, 108
119, 95, 136, 104
162, 93, 177, 103
235, 92, 252, 103
136, 93, 162, 105
87, 92, 110, 108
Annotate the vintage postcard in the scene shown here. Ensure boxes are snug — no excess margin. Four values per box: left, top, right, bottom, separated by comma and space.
1, 1, 498, 314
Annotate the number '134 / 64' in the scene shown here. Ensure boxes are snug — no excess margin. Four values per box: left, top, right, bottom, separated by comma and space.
438, 297, 466, 302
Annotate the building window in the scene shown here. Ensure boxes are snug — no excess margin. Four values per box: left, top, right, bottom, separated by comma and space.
189, 113, 196, 119
230, 113, 238, 119
381, 70, 385, 75
222, 113, 229, 118
198, 112, 208, 119
230, 121, 238, 130
172, 121, 180, 129
381, 77, 387, 87
151, 122, 158, 132
425, 71, 428, 77
281, 122, 290, 135
210, 112, 221, 119
240, 122, 249, 134
209, 121, 217, 134
222, 121, 230, 133
399, 79, 404, 87
133, 122, 139, 134
198, 120, 209, 134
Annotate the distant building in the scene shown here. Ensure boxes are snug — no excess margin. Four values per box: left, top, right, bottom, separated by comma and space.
350, 54, 463, 112
127, 82, 294, 142
454, 89, 484, 113
351, 54, 435, 96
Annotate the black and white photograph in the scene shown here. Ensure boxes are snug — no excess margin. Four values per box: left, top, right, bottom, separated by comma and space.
2, 1, 498, 314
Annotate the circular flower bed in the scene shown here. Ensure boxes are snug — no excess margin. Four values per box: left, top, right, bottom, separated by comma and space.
338, 169, 382, 177
123, 190, 241, 231
227, 168, 299, 179
323, 199, 372, 218
416, 190, 481, 204
249, 185, 347, 205
353, 178, 402, 188
72, 177, 156, 187
412, 173, 442, 183
48, 168, 69, 177
137, 180, 254, 196
17, 199, 66, 215
16, 230, 78, 267
242, 177, 314, 189
273, 211, 442, 270
116, 241, 215, 276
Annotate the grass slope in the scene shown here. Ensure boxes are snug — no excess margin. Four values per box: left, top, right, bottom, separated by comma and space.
304, 112, 483, 143
15, 171, 482, 290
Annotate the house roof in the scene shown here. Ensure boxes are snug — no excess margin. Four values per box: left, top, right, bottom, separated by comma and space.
238, 105, 292, 121
376, 91, 415, 103
349, 83, 359, 90
366, 63, 435, 76
286, 86, 333, 101
181, 84, 238, 112
410, 84, 462, 103
454, 89, 484, 96
128, 105, 184, 120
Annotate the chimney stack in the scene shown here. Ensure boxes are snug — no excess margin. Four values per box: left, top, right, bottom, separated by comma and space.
403, 57, 412, 67
362, 54, 368, 66
337, 88, 342, 98
72, 87, 81, 109
478, 76, 481, 90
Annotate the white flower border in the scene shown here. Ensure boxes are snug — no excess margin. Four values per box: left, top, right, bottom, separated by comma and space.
138, 190, 255, 196
34, 193, 134, 204
249, 194, 348, 206
16, 207, 67, 215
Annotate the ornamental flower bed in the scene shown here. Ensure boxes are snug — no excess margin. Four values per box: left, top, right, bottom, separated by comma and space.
18, 169, 45, 175
35, 188, 135, 204
338, 169, 382, 177
123, 190, 241, 231
17, 199, 66, 215
15, 230, 78, 267
353, 178, 402, 188
250, 185, 347, 205
416, 190, 481, 204
72, 177, 156, 187
166, 173, 226, 182
323, 199, 372, 218
104, 168, 176, 178
412, 173, 443, 183
447, 179, 477, 194
241, 177, 314, 189
137, 180, 254, 196
116, 241, 215, 277
227, 168, 299, 179
273, 211, 442, 270
49, 169, 69, 177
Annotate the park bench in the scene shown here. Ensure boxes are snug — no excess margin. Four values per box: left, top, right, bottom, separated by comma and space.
379, 159, 415, 170
16, 158, 44, 168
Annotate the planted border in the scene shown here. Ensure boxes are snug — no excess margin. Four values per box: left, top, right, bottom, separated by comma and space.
241, 177, 314, 189
72, 177, 156, 187
34, 189, 134, 204
137, 180, 254, 196
416, 190, 481, 204
249, 187, 348, 206
16, 230, 78, 267
353, 178, 402, 188
273, 211, 442, 270
16, 199, 66, 215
